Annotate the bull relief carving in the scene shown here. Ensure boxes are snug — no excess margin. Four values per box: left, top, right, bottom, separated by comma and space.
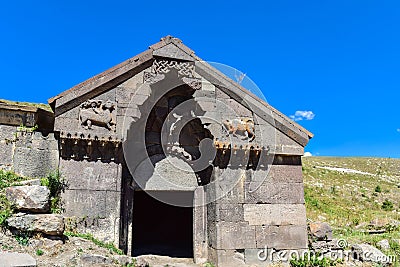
144, 59, 201, 90
223, 118, 255, 142
79, 100, 116, 131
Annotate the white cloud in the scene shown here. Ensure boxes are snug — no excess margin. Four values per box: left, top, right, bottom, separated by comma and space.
290, 111, 315, 122
303, 152, 313, 157
397, 128, 400, 133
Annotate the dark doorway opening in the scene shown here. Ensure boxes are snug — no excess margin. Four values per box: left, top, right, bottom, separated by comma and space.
132, 191, 194, 258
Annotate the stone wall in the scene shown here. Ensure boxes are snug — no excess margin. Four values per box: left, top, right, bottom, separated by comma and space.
207, 159, 308, 266
0, 103, 59, 178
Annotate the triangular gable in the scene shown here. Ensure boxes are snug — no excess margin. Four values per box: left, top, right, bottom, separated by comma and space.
49, 36, 313, 146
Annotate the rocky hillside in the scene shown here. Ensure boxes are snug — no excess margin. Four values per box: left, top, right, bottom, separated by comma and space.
303, 156, 400, 258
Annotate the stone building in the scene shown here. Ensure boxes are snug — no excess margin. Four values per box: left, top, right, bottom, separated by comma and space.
0, 36, 313, 266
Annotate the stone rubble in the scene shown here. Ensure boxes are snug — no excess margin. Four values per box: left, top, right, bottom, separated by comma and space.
5, 185, 50, 213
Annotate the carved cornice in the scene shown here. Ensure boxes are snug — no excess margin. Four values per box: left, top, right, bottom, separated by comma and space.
60, 138, 121, 162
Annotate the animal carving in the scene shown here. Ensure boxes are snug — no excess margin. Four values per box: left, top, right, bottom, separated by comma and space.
222, 118, 255, 142
79, 100, 116, 131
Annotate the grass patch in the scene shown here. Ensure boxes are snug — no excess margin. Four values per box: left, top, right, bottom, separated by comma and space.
303, 157, 400, 264
40, 171, 65, 213
65, 231, 123, 255
0, 170, 30, 226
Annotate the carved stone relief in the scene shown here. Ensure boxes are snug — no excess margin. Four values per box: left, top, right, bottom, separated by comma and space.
79, 100, 116, 131
144, 59, 201, 89
222, 118, 255, 142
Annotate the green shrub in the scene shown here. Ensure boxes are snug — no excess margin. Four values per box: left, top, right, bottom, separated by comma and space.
0, 170, 25, 190
382, 199, 394, 211
36, 249, 44, 256
41, 171, 64, 214
0, 191, 13, 226
375, 185, 382, 193
15, 232, 30, 246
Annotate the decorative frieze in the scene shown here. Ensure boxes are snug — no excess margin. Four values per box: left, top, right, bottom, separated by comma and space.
60, 138, 121, 162
144, 59, 202, 89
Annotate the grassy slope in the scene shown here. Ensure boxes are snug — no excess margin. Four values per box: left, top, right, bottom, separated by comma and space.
302, 156, 400, 255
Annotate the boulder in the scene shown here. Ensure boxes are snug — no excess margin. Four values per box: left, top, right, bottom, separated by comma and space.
0, 252, 37, 266
7, 213, 64, 236
6, 185, 50, 213
377, 239, 390, 250
352, 244, 390, 263
309, 222, 333, 241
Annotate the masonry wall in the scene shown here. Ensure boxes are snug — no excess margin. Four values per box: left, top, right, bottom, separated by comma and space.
207, 158, 308, 267
0, 125, 59, 178
59, 156, 122, 245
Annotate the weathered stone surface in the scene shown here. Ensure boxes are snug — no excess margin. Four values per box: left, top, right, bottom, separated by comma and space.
246, 165, 304, 184
208, 168, 245, 204
19, 179, 41, 186
352, 244, 389, 263
133, 155, 198, 191
309, 222, 333, 241
62, 189, 107, 218
59, 159, 120, 191
243, 204, 307, 226
6, 185, 50, 212
245, 182, 305, 204
255, 225, 308, 249
208, 247, 246, 267
80, 254, 113, 265
209, 222, 256, 249
0, 125, 16, 168
113, 255, 134, 266
209, 203, 244, 222
13, 147, 59, 178
7, 213, 64, 235
0, 252, 37, 267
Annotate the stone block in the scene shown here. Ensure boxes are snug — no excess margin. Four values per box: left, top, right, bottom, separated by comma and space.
255, 225, 308, 249
59, 159, 120, 191
7, 213, 64, 236
208, 168, 245, 204
31, 132, 59, 150
208, 247, 246, 267
13, 147, 59, 178
209, 222, 256, 249
209, 203, 244, 222
269, 165, 303, 182
6, 185, 50, 212
217, 98, 252, 117
243, 204, 307, 226
62, 189, 107, 218
0, 125, 16, 167
215, 87, 231, 99
93, 87, 116, 102
245, 182, 305, 204
0, 252, 37, 267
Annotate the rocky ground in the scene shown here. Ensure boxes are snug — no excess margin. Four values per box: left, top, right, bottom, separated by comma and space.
0, 228, 201, 266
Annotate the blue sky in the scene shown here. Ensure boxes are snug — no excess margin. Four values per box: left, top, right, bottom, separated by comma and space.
0, 1, 399, 158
